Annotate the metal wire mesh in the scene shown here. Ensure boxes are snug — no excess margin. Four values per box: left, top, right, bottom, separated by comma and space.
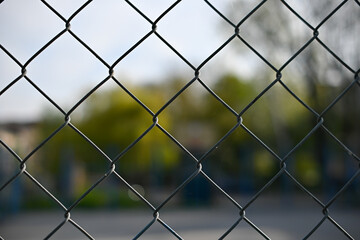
0, 0, 359, 239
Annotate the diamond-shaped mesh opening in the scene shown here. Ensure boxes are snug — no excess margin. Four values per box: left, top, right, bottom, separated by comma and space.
112, 34, 194, 94
200, 38, 268, 81
157, 0, 233, 66
157, 80, 238, 158
23, 124, 110, 204
112, 126, 192, 207
241, 82, 318, 154
206, 133, 279, 195
280, 41, 356, 112
72, 87, 154, 156
70, 0, 150, 63
205, 73, 259, 113
26, 33, 109, 111
113, 126, 181, 178
239, 0, 313, 68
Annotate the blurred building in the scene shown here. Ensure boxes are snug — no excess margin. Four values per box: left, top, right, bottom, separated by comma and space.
0, 121, 38, 215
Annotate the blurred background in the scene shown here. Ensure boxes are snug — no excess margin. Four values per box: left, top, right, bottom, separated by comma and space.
0, 0, 359, 239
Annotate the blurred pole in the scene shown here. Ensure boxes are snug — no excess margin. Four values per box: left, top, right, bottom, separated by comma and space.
59, 146, 75, 205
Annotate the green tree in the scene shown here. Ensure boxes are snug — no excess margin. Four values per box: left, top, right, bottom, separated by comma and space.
37, 83, 180, 192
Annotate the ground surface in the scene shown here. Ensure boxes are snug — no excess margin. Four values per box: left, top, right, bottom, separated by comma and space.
1, 204, 359, 239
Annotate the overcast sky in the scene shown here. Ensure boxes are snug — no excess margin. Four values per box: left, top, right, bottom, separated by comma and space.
0, 0, 260, 122
4, 0, 356, 123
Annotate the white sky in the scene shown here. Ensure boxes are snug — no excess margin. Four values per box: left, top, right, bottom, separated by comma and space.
0, 0, 260, 122
3, 0, 356, 123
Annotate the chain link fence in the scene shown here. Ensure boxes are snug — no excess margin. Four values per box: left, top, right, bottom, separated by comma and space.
0, 0, 359, 239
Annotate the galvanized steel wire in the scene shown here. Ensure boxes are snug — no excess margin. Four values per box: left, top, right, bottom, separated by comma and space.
0, 0, 359, 239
